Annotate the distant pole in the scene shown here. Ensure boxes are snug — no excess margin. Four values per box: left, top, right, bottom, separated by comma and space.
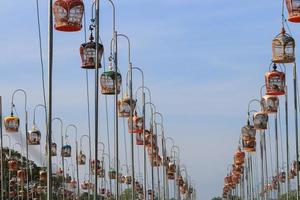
47, 0, 54, 199
285, 85, 290, 200
275, 113, 280, 198
0, 96, 4, 200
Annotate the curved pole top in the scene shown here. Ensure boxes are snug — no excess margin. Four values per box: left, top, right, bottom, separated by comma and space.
135, 86, 151, 102
11, 89, 27, 113
154, 112, 164, 125
65, 124, 78, 141
33, 104, 46, 125
80, 134, 90, 149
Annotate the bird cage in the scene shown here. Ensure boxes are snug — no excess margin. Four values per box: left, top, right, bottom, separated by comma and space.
286, 0, 300, 22
97, 167, 105, 178
100, 188, 106, 195
125, 175, 132, 185
100, 68, 122, 95
265, 64, 285, 96
177, 175, 184, 186
128, 113, 144, 134
279, 171, 286, 183
77, 151, 86, 165
9, 179, 16, 187
56, 167, 63, 176
69, 179, 77, 189
81, 181, 89, 190
272, 28, 295, 63
234, 148, 245, 166
61, 144, 72, 157
241, 124, 256, 152
53, 0, 84, 32
80, 33, 104, 69
65, 174, 72, 183
168, 172, 175, 180
9, 191, 17, 198
39, 169, 47, 182
261, 95, 279, 114
51, 143, 57, 156
28, 126, 41, 145
144, 130, 154, 146
120, 175, 126, 184
136, 134, 144, 145
168, 161, 176, 174
118, 95, 137, 118
253, 112, 268, 130
109, 168, 117, 179
8, 159, 18, 172
17, 169, 26, 182
4, 114, 20, 133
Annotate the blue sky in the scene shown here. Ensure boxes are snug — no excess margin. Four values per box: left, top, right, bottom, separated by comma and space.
1, 0, 300, 199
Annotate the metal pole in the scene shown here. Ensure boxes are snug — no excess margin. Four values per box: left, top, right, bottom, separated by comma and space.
142, 92, 147, 200
293, 62, 300, 200
285, 86, 290, 200
275, 113, 280, 198
76, 140, 80, 197
47, 0, 53, 198
154, 123, 160, 200
260, 131, 264, 200
94, 0, 100, 199
0, 96, 3, 200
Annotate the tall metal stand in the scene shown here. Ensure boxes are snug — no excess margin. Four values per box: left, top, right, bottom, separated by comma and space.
0, 96, 3, 200
47, 0, 53, 199
260, 131, 265, 199
275, 113, 280, 198
285, 86, 290, 200
94, 0, 100, 199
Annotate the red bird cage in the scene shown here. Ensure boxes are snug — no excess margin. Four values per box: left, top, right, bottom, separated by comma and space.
53, 0, 84, 32
272, 28, 295, 63
80, 33, 104, 69
265, 64, 286, 96
286, 0, 300, 22
136, 134, 144, 145
118, 94, 137, 118
234, 147, 245, 166
128, 113, 144, 134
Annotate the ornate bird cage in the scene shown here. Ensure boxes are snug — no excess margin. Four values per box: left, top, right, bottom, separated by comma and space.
8, 159, 18, 172
81, 181, 89, 190
241, 124, 256, 152
100, 67, 122, 95
61, 144, 72, 157
167, 172, 175, 180
4, 114, 20, 133
53, 0, 84, 32
136, 134, 144, 145
128, 113, 144, 134
234, 147, 245, 166
77, 150, 86, 165
144, 130, 154, 146
261, 95, 279, 114
51, 143, 57, 156
125, 175, 132, 185
39, 169, 47, 182
109, 168, 117, 179
167, 161, 176, 174
80, 33, 104, 69
265, 64, 286, 96
120, 175, 126, 184
286, 0, 300, 22
28, 126, 41, 145
17, 169, 26, 182
279, 171, 286, 183
253, 112, 268, 130
272, 28, 295, 63
65, 174, 72, 183
69, 179, 77, 189
97, 167, 105, 178
118, 94, 137, 118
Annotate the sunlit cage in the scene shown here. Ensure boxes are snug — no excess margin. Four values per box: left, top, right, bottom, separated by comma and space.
100, 67, 122, 95
28, 126, 41, 145
77, 151, 86, 165
180, 183, 188, 194
253, 112, 268, 130
80, 33, 104, 69
234, 147, 245, 166
232, 165, 243, 176
39, 169, 47, 182
241, 124, 256, 152
136, 134, 144, 145
167, 161, 176, 174
151, 155, 162, 167
128, 113, 144, 134
17, 169, 26, 182
265, 64, 286, 96
125, 175, 132, 185
109, 168, 117, 179
8, 159, 18, 172
167, 172, 175, 180
118, 95, 137, 118
286, 0, 300, 22
261, 95, 279, 114
53, 0, 84, 32
177, 175, 184, 186
272, 28, 295, 63
51, 143, 57, 156
61, 144, 72, 157
145, 130, 156, 147
4, 113, 20, 133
